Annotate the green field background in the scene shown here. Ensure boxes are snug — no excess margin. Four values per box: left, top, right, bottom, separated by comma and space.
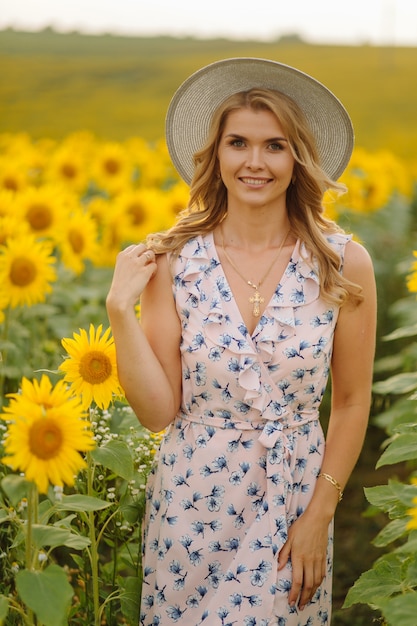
1, 29, 416, 160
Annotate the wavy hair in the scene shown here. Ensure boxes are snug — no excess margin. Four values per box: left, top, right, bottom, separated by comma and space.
147, 88, 361, 305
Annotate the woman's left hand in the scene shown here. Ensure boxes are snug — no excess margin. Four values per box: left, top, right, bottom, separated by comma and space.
277, 511, 329, 610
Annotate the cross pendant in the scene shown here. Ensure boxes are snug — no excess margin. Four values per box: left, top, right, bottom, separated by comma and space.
249, 290, 264, 317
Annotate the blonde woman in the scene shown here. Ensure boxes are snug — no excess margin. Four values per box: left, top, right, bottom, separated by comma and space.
107, 58, 376, 625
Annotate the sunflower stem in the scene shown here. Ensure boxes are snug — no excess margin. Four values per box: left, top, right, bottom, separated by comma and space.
25, 482, 37, 625
87, 448, 100, 626
0, 306, 11, 403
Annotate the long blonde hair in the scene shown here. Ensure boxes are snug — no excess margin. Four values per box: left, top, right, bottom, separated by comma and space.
148, 88, 361, 305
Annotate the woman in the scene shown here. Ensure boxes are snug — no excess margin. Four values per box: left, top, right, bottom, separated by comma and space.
107, 58, 376, 625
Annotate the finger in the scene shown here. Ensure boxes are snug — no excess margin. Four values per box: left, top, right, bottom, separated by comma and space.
288, 560, 303, 608
298, 570, 314, 610
298, 562, 325, 610
143, 249, 155, 264
277, 540, 290, 571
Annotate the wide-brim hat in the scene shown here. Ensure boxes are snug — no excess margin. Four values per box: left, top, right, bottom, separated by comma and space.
165, 57, 354, 185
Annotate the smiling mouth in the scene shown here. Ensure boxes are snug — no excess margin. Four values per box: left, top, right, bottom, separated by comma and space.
240, 177, 271, 185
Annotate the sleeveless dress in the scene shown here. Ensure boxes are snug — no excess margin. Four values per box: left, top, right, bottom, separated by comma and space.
140, 231, 351, 626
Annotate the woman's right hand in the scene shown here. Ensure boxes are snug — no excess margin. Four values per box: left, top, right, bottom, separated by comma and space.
106, 243, 157, 312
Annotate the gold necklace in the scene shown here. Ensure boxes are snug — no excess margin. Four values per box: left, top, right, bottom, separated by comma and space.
220, 227, 291, 317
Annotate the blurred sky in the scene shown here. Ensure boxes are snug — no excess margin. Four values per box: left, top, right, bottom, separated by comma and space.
1, 0, 416, 46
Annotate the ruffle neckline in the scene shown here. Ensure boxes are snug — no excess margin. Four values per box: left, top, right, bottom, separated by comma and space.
173, 231, 349, 417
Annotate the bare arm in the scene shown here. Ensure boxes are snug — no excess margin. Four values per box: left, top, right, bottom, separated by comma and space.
106, 244, 182, 432
278, 239, 377, 609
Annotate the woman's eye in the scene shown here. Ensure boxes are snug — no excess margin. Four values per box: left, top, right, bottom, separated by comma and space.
230, 139, 245, 147
269, 142, 284, 151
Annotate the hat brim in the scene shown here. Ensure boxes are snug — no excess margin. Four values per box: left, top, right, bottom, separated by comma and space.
165, 57, 354, 185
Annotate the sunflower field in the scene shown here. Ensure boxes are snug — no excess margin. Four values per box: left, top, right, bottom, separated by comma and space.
1, 35, 417, 625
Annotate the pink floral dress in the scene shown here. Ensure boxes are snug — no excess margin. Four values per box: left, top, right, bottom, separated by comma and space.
140, 232, 351, 626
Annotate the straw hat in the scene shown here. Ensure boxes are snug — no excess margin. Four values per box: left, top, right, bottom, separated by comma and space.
165, 57, 354, 185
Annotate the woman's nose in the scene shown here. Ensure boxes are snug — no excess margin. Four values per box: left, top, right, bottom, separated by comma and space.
246, 148, 263, 169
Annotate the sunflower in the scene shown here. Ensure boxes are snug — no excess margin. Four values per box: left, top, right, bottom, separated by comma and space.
59, 324, 124, 409
1, 375, 95, 494
0, 234, 57, 308
56, 208, 99, 275
91, 141, 133, 195
3, 374, 73, 412
0, 189, 15, 218
15, 184, 71, 240
92, 200, 131, 267
45, 137, 92, 193
0, 213, 30, 246
113, 188, 169, 245
0, 157, 29, 193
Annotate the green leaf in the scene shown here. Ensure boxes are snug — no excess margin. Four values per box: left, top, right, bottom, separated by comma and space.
0, 595, 9, 623
91, 439, 134, 480
373, 372, 417, 395
376, 433, 417, 467
378, 591, 417, 626
55, 494, 112, 512
16, 565, 73, 626
0, 474, 31, 506
118, 576, 141, 624
343, 553, 407, 608
383, 324, 417, 341
373, 517, 409, 547
364, 482, 416, 516
31, 524, 90, 550
395, 531, 417, 555
373, 397, 417, 433
63, 534, 91, 550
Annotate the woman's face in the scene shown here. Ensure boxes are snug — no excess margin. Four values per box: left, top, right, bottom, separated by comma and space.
217, 107, 295, 212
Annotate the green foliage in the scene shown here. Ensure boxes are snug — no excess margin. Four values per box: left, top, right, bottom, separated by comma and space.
343, 251, 417, 623
0, 405, 159, 625
1, 30, 417, 158
16, 565, 73, 626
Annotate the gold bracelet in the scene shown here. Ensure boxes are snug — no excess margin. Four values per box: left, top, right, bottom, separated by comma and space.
318, 472, 343, 502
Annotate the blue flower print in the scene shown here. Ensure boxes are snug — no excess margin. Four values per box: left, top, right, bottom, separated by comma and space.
179, 534, 204, 565
290, 288, 305, 304
227, 504, 246, 528
172, 469, 193, 487
312, 337, 328, 358
227, 357, 241, 374
186, 594, 200, 608
209, 346, 223, 361
216, 276, 232, 301
205, 484, 225, 511
213, 379, 232, 403
205, 561, 223, 589
250, 560, 272, 586
219, 333, 233, 348
169, 562, 188, 591
224, 563, 248, 584
166, 604, 186, 622
233, 400, 251, 414
283, 340, 311, 359
180, 491, 203, 511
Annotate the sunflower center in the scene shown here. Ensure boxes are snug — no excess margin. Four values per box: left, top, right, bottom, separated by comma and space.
61, 163, 77, 179
4, 176, 19, 191
27, 203, 53, 231
68, 228, 85, 254
10, 256, 37, 286
104, 159, 120, 175
29, 417, 63, 459
79, 350, 112, 384
128, 202, 146, 225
